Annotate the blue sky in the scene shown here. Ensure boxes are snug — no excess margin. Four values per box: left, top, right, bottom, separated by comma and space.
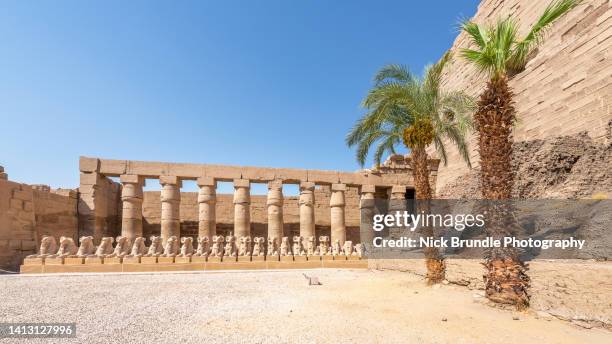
0, 0, 478, 193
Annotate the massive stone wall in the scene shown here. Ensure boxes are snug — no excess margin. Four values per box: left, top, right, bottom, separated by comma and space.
0, 168, 78, 271
433, 0, 612, 191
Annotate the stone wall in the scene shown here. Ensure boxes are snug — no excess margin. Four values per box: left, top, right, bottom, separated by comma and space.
0, 169, 78, 271
433, 0, 612, 191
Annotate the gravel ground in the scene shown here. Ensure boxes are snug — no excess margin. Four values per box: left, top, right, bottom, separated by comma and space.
0, 269, 610, 344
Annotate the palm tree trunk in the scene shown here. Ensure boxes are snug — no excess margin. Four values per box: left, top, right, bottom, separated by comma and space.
410, 147, 445, 284
475, 75, 530, 308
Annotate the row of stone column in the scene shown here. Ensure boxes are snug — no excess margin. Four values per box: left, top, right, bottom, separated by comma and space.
119, 174, 406, 246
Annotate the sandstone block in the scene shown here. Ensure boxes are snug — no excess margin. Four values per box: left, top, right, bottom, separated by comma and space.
331, 183, 346, 192
79, 157, 100, 173
127, 161, 169, 177
159, 175, 181, 185
307, 170, 339, 184
99, 159, 127, 175
120, 174, 142, 184
203, 165, 242, 180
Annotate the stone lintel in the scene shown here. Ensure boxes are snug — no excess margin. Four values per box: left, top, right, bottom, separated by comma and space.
160, 175, 181, 186
79, 156, 100, 173
233, 178, 250, 188
360, 184, 376, 194
120, 174, 143, 184
331, 183, 347, 192
196, 176, 216, 187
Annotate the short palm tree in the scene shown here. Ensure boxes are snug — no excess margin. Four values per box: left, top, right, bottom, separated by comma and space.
347, 51, 474, 283
461, 0, 580, 308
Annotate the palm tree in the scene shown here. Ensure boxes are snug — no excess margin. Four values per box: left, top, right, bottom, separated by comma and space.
461, 0, 580, 308
347, 51, 474, 283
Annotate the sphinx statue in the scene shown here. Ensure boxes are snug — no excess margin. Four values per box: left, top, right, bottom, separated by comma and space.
318, 236, 331, 256
331, 239, 342, 256
162, 236, 180, 257
342, 241, 353, 257
266, 237, 278, 257
306, 236, 316, 256
93, 237, 115, 257
49, 236, 77, 258
111, 236, 132, 258
292, 236, 305, 256
177, 237, 194, 257
145, 236, 164, 257
71, 236, 96, 257
280, 237, 291, 256
252, 237, 265, 256
224, 235, 236, 257
27, 235, 57, 258
194, 236, 210, 257
210, 235, 225, 257
238, 236, 252, 256
127, 237, 147, 257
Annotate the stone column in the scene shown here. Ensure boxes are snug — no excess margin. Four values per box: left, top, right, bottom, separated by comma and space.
233, 179, 250, 239
299, 182, 315, 245
120, 174, 144, 240
388, 185, 407, 239
267, 180, 284, 241
197, 177, 216, 241
160, 176, 182, 245
330, 183, 347, 245
359, 184, 376, 246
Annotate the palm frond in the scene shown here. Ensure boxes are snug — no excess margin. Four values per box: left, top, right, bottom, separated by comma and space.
509, 0, 580, 73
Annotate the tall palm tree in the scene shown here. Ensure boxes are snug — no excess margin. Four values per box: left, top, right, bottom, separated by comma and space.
461, 0, 580, 308
347, 52, 474, 283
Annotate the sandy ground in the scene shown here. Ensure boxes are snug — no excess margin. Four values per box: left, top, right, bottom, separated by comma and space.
0, 269, 610, 344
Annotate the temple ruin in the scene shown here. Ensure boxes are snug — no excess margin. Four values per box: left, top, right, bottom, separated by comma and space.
10, 154, 439, 273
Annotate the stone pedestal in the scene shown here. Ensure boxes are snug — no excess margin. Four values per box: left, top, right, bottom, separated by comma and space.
197, 177, 216, 241
160, 176, 182, 245
233, 179, 251, 239
267, 180, 283, 241
299, 182, 315, 246
120, 175, 144, 240
330, 183, 347, 245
